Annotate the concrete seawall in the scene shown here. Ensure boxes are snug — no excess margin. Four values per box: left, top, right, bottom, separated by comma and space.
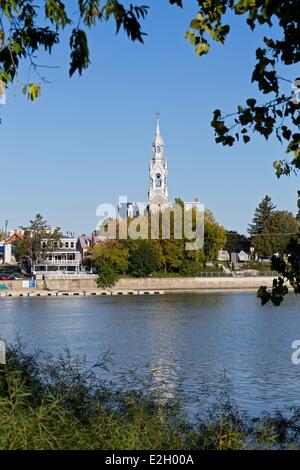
0, 276, 276, 295
114, 276, 275, 292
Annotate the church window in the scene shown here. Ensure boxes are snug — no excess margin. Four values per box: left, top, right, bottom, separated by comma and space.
156, 173, 162, 187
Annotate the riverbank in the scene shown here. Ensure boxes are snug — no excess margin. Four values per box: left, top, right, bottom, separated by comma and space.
0, 342, 299, 450
0, 276, 277, 297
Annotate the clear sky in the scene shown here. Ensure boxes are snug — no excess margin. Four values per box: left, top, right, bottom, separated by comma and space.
0, 1, 298, 235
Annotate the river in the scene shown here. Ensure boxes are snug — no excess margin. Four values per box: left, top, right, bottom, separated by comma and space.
0, 292, 300, 417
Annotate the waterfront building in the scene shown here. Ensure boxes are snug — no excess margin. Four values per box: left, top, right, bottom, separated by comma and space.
77, 232, 107, 261
32, 233, 82, 276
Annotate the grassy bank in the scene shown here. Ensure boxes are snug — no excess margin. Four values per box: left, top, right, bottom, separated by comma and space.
0, 342, 299, 450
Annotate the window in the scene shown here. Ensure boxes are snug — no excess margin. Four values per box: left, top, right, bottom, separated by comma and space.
65, 242, 69, 248
156, 173, 162, 188
48, 266, 58, 271
157, 146, 160, 153
70, 242, 74, 248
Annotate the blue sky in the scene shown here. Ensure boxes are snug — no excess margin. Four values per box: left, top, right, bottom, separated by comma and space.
0, 1, 298, 235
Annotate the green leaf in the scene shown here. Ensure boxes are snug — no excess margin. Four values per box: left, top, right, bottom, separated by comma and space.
195, 42, 210, 56
28, 83, 41, 101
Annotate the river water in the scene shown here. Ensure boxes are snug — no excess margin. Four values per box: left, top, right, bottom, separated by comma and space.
0, 292, 300, 416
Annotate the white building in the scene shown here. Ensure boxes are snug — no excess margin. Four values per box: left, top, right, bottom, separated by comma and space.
148, 116, 169, 212
218, 249, 230, 262
32, 234, 82, 276
117, 115, 201, 219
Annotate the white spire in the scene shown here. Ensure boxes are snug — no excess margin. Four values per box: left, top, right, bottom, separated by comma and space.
152, 111, 164, 155
156, 111, 160, 135
149, 113, 168, 210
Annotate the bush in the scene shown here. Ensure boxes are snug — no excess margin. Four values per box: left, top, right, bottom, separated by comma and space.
0, 342, 299, 450
96, 261, 119, 288
179, 260, 203, 276
128, 240, 158, 277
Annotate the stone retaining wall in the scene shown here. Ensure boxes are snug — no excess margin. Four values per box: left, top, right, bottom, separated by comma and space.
2, 276, 276, 292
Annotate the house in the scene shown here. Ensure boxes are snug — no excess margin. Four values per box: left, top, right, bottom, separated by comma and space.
32, 234, 82, 276
0, 230, 23, 265
237, 250, 250, 262
6, 229, 25, 243
218, 249, 230, 262
77, 232, 107, 261
230, 251, 250, 263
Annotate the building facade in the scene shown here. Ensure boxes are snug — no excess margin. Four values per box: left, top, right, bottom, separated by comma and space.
32, 234, 82, 276
148, 116, 169, 212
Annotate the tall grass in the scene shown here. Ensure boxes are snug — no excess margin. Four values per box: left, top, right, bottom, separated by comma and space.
0, 342, 299, 450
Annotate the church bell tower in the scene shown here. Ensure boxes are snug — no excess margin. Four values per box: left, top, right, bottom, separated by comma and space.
148, 114, 169, 212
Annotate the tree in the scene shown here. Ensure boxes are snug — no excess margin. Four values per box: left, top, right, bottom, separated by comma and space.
1, 1, 299, 302
128, 240, 158, 277
296, 190, 300, 222
96, 261, 120, 288
1, 1, 299, 175
248, 195, 276, 237
225, 231, 251, 254
257, 210, 300, 305
257, 234, 300, 306
16, 213, 61, 264
159, 239, 185, 273
204, 210, 227, 261
0, 1, 148, 102
253, 210, 299, 257
92, 240, 129, 287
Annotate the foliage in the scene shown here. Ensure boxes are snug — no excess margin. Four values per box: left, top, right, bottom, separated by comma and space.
15, 213, 62, 264
92, 240, 129, 273
1, 1, 298, 177
0, 0, 148, 102
187, 1, 300, 178
248, 195, 276, 237
257, 234, 300, 306
92, 240, 129, 287
1, 342, 300, 450
225, 231, 251, 254
184, 1, 300, 305
95, 260, 120, 288
179, 259, 203, 276
128, 239, 158, 277
204, 210, 227, 261
92, 205, 225, 278
0, 0, 148, 106
253, 210, 299, 257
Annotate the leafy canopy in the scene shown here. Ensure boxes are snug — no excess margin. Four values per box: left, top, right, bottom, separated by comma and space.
0, 0, 148, 101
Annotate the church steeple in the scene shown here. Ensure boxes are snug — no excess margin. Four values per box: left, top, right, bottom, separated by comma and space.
152, 112, 164, 161
148, 113, 168, 211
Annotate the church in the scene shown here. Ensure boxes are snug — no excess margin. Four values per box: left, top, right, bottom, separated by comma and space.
148, 115, 169, 213
117, 115, 200, 218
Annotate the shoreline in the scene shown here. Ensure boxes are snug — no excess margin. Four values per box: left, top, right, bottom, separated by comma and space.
0, 287, 281, 299
0, 276, 279, 297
